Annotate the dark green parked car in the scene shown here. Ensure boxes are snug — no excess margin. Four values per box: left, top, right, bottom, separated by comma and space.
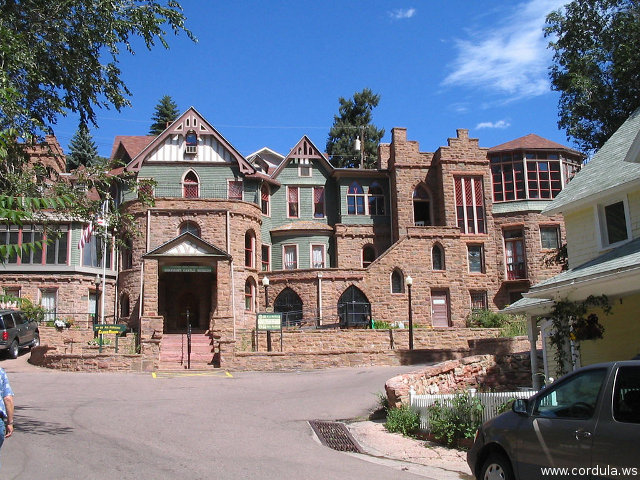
0, 309, 40, 358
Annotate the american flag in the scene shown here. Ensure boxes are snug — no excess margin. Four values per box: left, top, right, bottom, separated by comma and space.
77, 221, 94, 250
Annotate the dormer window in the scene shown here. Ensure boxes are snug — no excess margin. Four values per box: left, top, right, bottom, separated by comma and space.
185, 130, 197, 154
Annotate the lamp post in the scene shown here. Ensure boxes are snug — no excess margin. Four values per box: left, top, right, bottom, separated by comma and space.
405, 276, 413, 351
262, 276, 270, 308
262, 276, 272, 352
93, 275, 101, 335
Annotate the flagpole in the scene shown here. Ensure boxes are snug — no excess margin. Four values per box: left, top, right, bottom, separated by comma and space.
100, 199, 108, 325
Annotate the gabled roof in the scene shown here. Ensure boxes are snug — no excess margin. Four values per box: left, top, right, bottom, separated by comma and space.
124, 107, 255, 176
271, 136, 333, 178
489, 133, 581, 156
246, 147, 285, 169
110, 136, 155, 162
525, 236, 640, 300
544, 108, 640, 215
143, 232, 231, 259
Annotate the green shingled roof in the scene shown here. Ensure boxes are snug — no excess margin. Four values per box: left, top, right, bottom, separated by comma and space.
529, 236, 640, 293
543, 108, 640, 214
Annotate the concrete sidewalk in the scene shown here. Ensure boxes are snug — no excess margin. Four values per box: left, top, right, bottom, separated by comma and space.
347, 421, 474, 480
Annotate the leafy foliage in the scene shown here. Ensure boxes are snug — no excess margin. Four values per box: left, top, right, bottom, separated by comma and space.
427, 392, 484, 448
149, 95, 180, 135
548, 295, 611, 376
326, 88, 385, 168
384, 405, 420, 437
67, 124, 100, 170
545, 0, 640, 153
543, 243, 569, 271
0, 0, 196, 144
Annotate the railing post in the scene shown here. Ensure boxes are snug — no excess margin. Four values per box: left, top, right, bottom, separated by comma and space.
409, 386, 415, 407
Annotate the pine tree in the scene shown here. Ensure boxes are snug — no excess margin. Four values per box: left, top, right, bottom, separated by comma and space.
326, 89, 385, 169
67, 124, 98, 171
149, 95, 180, 135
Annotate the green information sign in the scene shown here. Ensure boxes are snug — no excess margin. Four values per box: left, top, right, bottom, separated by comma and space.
256, 313, 282, 331
162, 266, 213, 273
93, 324, 127, 335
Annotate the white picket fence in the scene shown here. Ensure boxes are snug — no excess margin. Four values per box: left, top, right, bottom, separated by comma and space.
409, 388, 536, 431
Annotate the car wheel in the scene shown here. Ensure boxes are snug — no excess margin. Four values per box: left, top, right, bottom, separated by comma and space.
481, 453, 514, 480
8, 340, 19, 359
31, 332, 40, 348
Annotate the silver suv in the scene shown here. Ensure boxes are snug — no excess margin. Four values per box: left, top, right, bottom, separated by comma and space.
467, 361, 640, 480
0, 309, 40, 359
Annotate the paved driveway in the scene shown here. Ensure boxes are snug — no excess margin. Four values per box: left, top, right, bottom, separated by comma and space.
0, 355, 428, 479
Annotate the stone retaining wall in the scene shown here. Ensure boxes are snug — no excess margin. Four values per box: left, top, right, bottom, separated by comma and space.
39, 326, 136, 354
385, 351, 538, 408
29, 346, 152, 372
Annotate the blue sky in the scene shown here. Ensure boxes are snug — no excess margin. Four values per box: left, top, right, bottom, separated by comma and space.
53, 0, 570, 159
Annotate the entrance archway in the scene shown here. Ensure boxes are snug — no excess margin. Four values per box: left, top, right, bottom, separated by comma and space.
159, 266, 214, 332
273, 288, 303, 327
337, 286, 371, 328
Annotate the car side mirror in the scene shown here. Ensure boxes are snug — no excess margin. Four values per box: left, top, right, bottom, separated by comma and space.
512, 398, 529, 416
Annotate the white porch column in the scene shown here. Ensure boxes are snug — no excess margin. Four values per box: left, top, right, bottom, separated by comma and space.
527, 315, 541, 390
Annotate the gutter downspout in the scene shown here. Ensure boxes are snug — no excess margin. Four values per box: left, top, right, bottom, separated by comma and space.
227, 211, 236, 341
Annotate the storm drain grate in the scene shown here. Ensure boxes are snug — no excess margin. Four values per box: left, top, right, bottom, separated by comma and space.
309, 420, 363, 453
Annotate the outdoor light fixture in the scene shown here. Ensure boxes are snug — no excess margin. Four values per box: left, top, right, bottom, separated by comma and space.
405, 276, 414, 350
262, 276, 270, 308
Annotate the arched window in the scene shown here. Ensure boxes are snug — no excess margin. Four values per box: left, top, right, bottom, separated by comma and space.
244, 278, 255, 312
347, 182, 365, 215
368, 182, 385, 215
413, 184, 432, 226
362, 245, 376, 268
179, 221, 201, 237
337, 286, 371, 328
391, 269, 404, 293
183, 170, 199, 198
274, 288, 304, 327
120, 293, 130, 318
261, 184, 270, 216
244, 230, 256, 268
432, 244, 445, 270
121, 238, 133, 270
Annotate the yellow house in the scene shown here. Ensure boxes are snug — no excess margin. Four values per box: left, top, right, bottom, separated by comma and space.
507, 109, 640, 388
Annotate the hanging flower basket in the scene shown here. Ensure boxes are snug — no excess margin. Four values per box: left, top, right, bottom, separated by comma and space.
573, 314, 605, 341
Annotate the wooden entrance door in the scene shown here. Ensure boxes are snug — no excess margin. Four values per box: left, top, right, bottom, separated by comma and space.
431, 291, 449, 327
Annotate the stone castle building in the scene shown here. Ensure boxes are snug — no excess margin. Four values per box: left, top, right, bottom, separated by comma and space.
1, 107, 582, 364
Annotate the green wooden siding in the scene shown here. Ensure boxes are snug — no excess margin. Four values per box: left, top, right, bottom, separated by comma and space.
338, 177, 391, 225
271, 234, 331, 270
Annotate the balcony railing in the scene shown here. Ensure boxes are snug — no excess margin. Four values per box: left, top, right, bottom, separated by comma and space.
150, 184, 259, 204
506, 261, 527, 280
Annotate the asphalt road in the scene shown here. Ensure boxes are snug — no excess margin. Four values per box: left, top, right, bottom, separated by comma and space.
0, 354, 428, 479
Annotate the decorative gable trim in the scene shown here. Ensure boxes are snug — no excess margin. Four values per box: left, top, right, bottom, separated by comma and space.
125, 107, 255, 175
271, 136, 334, 179
143, 232, 231, 259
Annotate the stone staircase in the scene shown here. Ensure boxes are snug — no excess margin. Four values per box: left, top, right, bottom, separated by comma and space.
158, 332, 218, 370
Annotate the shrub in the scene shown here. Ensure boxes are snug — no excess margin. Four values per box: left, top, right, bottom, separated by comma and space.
467, 309, 510, 328
427, 392, 484, 448
372, 319, 392, 329
376, 391, 390, 412
384, 405, 420, 437
499, 317, 527, 337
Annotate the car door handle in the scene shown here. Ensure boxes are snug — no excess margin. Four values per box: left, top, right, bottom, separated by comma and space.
575, 429, 592, 440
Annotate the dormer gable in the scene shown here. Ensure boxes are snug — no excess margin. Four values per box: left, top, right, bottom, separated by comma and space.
272, 136, 333, 179
125, 107, 255, 175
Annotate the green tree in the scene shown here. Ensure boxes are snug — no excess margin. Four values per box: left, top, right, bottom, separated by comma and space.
545, 0, 640, 153
0, 0, 195, 156
68, 124, 99, 171
149, 95, 180, 135
326, 88, 385, 168
0, 0, 191, 257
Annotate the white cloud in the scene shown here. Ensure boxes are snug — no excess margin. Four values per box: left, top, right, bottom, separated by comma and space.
442, 0, 566, 100
389, 8, 416, 20
476, 120, 511, 129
